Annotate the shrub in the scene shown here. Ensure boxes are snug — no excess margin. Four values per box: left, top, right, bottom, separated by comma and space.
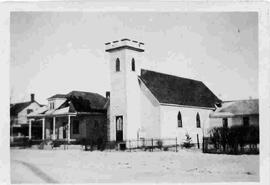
157, 139, 163, 149
209, 127, 228, 150
208, 124, 259, 153
163, 146, 169, 151
182, 133, 193, 148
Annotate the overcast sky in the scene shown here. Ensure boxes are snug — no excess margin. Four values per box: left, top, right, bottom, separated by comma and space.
10, 12, 258, 104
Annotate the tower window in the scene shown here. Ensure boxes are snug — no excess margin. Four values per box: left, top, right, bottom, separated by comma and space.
116, 58, 120, 72
196, 113, 201, 128
177, 111, 182, 127
131, 58, 135, 71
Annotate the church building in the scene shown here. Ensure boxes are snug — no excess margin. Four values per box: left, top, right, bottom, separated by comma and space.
105, 39, 221, 145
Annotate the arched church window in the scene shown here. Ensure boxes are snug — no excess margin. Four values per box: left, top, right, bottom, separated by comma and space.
131, 58, 135, 71
116, 58, 120, 72
116, 117, 123, 131
196, 113, 201, 128
177, 111, 182, 127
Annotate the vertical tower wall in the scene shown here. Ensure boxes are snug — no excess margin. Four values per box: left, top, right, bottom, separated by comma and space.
106, 39, 144, 141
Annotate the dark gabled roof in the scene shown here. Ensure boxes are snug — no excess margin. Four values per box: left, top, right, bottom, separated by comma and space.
47, 94, 67, 100
66, 91, 107, 111
139, 69, 221, 108
10, 101, 32, 116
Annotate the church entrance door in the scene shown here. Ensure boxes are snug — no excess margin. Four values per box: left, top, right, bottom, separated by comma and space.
116, 116, 123, 142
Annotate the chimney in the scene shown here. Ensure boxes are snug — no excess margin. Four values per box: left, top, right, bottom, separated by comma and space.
31, 93, 35, 102
106, 91, 110, 99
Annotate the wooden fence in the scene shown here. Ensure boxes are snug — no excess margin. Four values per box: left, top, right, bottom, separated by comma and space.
83, 138, 179, 152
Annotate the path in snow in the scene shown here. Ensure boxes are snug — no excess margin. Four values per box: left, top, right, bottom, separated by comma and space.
13, 160, 58, 183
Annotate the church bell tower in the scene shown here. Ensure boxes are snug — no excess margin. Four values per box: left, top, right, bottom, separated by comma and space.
105, 38, 145, 142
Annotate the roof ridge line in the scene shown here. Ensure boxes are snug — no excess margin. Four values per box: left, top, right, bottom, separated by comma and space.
140, 68, 202, 83
222, 98, 258, 102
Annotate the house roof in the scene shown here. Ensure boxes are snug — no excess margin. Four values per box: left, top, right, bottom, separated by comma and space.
47, 94, 67, 100
28, 91, 107, 118
10, 102, 32, 116
210, 99, 259, 118
66, 91, 107, 110
139, 69, 221, 108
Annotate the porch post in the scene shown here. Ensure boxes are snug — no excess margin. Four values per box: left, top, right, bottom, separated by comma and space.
67, 115, 71, 143
29, 119, 32, 140
42, 118, 45, 140
53, 117, 56, 140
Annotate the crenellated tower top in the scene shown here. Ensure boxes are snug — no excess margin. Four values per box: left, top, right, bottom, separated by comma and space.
105, 38, 144, 53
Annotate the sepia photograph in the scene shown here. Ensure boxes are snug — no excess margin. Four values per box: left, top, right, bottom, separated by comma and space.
1, 1, 269, 184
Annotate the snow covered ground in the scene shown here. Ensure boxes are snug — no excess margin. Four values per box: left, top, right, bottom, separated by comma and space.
10, 148, 259, 183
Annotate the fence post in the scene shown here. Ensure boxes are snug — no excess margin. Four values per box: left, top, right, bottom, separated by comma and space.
197, 134, 200, 149
176, 137, 178, 152
202, 137, 204, 153
151, 138, 154, 152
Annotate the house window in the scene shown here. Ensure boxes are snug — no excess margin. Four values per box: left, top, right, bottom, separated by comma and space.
243, 116, 249, 127
131, 58, 135, 71
222, 118, 228, 128
116, 58, 120, 72
177, 111, 182, 127
73, 119, 79, 134
196, 113, 201, 128
50, 102, 54, 109
27, 109, 33, 114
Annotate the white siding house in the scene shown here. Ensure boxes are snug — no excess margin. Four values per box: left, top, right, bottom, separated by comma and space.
209, 99, 259, 134
27, 91, 107, 142
10, 94, 43, 139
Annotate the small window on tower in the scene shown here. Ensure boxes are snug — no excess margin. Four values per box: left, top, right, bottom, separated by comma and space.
116, 58, 120, 72
177, 111, 182, 127
196, 113, 201, 128
131, 58, 135, 71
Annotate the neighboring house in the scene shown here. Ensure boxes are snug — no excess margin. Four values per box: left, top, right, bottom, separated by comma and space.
10, 94, 43, 140
105, 39, 221, 145
208, 99, 259, 132
28, 91, 107, 143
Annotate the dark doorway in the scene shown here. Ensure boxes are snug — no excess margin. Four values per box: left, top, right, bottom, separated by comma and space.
32, 121, 42, 140
116, 116, 123, 142
63, 122, 67, 139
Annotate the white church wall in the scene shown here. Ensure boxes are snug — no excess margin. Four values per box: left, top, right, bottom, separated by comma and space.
160, 105, 212, 144
139, 79, 161, 139
125, 50, 143, 140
